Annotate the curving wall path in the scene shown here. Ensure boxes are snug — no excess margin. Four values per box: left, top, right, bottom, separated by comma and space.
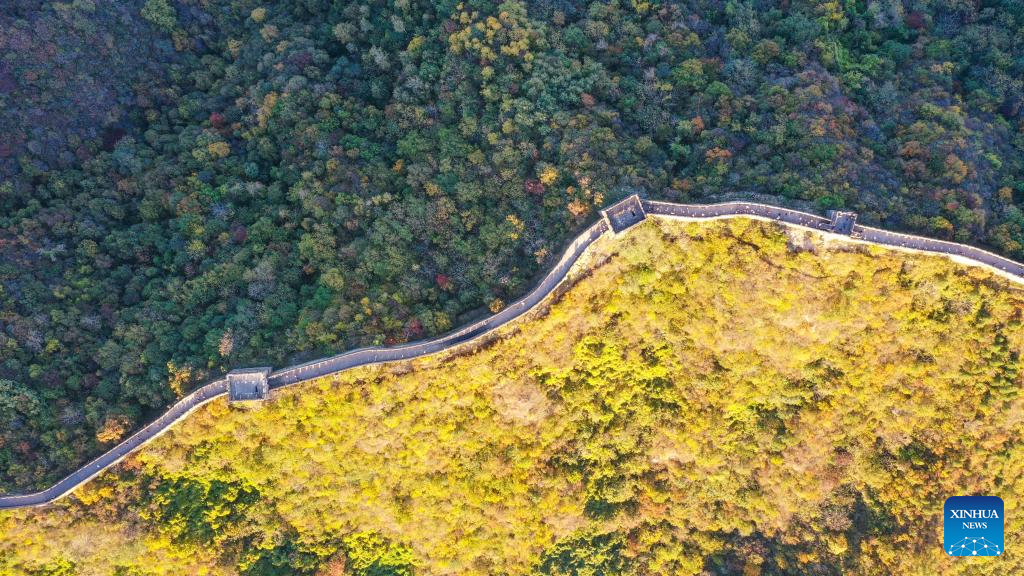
642, 199, 1024, 279
2, 197, 1022, 509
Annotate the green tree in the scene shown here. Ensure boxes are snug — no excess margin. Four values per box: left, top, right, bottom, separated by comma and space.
140, 0, 176, 31
343, 532, 415, 576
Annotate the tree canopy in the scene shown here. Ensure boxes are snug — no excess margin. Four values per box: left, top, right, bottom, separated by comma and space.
3, 0, 1024, 503
2, 218, 1021, 575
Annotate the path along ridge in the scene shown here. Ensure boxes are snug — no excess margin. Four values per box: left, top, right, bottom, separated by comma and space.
2, 197, 1023, 509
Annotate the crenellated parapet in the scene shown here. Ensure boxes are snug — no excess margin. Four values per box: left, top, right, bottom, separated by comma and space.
227, 367, 272, 403
3, 196, 1023, 509
601, 194, 646, 233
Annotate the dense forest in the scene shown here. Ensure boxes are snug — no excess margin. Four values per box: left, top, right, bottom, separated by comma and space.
2, 218, 1022, 575
2, 0, 1024, 492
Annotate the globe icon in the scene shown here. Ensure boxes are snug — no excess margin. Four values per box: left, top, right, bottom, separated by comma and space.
948, 537, 1001, 557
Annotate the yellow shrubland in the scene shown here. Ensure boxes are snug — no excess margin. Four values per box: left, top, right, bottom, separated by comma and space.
2, 218, 1022, 576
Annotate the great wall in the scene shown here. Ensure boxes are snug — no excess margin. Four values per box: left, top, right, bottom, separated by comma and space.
2, 195, 1022, 509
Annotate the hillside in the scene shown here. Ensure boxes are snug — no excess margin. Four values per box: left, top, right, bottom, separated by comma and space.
4, 1, 1024, 492
2, 217, 1022, 575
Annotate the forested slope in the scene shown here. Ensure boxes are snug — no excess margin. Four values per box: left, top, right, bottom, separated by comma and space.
3, 0, 1024, 493
2, 218, 1022, 575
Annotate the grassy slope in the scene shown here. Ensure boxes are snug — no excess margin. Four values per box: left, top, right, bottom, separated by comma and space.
2, 217, 1023, 576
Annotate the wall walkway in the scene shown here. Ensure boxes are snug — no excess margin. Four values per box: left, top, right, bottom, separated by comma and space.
2, 196, 1021, 509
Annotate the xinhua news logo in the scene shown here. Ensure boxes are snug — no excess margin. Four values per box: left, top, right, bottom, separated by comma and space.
944, 496, 1004, 557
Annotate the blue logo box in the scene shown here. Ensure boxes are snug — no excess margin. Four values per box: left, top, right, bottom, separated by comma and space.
944, 496, 1004, 557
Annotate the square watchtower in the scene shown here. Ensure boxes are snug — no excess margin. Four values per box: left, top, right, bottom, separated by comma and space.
601, 194, 647, 234
826, 210, 858, 235
227, 367, 271, 403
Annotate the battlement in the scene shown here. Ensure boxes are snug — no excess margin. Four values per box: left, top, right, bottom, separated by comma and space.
227, 367, 271, 402
601, 194, 647, 234
826, 210, 858, 236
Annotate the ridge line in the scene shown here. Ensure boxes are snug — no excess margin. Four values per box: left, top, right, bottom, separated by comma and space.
2, 196, 1021, 509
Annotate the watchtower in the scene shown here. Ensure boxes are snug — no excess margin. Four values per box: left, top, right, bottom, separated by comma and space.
227, 367, 271, 403
601, 194, 647, 234
826, 210, 858, 236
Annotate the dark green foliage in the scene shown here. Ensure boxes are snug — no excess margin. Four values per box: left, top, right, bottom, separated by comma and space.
536, 531, 628, 576
343, 532, 416, 576
238, 539, 325, 576
144, 473, 260, 544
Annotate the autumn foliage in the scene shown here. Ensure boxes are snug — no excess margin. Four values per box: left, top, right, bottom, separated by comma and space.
3, 218, 1022, 575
